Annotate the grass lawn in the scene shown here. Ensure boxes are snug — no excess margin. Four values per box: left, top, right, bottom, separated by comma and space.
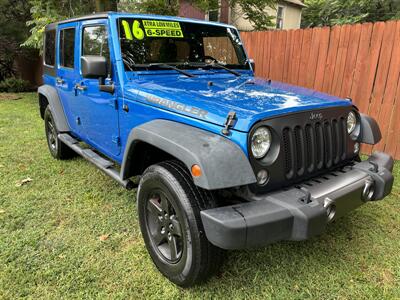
0, 93, 400, 299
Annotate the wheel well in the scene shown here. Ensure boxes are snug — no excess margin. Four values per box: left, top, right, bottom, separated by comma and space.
124, 141, 178, 178
39, 93, 49, 119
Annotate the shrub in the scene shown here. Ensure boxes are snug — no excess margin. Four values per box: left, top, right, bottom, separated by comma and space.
0, 77, 32, 93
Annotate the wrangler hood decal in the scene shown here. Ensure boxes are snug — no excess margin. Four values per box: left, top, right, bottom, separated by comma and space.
124, 76, 352, 132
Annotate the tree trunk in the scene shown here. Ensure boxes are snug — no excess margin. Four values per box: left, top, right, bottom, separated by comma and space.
95, 0, 118, 12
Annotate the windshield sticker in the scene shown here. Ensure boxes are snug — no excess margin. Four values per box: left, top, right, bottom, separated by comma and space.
121, 20, 133, 40
132, 20, 145, 40
122, 20, 145, 40
142, 20, 184, 38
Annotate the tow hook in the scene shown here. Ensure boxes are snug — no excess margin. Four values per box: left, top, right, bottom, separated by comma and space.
324, 197, 336, 223
362, 179, 375, 202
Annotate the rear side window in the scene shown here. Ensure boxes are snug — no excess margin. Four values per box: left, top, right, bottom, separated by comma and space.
82, 25, 110, 61
44, 30, 56, 66
59, 28, 75, 68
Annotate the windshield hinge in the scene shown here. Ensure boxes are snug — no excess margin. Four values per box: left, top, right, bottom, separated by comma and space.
221, 111, 237, 136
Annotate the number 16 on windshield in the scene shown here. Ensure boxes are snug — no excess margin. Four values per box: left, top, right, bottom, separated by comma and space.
121, 20, 144, 40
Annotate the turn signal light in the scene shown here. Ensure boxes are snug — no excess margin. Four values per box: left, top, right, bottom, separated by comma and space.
191, 164, 202, 177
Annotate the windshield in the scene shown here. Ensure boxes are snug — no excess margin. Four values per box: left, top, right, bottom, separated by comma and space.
117, 18, 249, 71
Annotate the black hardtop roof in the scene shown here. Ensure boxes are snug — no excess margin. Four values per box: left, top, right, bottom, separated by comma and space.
46, 12, 110, 30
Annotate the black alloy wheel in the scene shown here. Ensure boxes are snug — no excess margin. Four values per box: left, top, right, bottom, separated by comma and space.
137, 160, 224, 287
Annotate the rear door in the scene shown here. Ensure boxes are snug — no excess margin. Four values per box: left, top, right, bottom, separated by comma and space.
75, 19, 120, 157
55, 22, 81, 135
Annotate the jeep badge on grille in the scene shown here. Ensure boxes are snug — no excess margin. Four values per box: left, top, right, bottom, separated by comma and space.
310, 112, 323, 121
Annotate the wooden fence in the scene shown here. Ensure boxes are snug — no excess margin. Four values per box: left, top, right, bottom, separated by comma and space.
241, 21, 400, 160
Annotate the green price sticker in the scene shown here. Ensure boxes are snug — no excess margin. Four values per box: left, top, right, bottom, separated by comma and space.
121, 19, 183, 40
121, 20, 133, 40
142, 20, 184, 38
121, 20, 145, 40
132, 20, 145, 40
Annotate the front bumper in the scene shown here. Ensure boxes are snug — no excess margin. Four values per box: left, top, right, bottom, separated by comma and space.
201, 152, 394, 250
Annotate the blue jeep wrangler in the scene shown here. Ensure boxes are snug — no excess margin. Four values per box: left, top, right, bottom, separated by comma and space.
38, 12, 394, 286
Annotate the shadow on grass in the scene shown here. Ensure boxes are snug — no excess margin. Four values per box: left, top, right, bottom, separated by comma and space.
188, 210, 385, 294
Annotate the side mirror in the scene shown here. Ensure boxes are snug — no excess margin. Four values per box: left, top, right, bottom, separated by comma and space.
81, 56, 114, 94
248, 58, 255, 72
81, 56, 108, 78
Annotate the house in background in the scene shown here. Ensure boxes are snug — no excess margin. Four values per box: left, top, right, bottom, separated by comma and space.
179, 0, 207, 20
230, 0, 306, 30
178, 0, 306, 31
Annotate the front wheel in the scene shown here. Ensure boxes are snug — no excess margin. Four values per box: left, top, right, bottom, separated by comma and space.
137, 161, 224, 287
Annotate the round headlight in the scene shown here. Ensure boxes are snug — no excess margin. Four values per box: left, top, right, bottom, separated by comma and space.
347, 111, 357, 134
251, 127, 272, 159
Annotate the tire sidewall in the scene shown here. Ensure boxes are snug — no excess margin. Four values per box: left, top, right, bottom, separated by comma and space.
44, 107, 60, 158
137, 165, 201, 285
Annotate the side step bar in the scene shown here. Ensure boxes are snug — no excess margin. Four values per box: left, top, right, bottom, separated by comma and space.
58, 133, 136, 190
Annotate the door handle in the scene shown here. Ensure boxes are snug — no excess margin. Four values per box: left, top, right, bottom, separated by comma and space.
74, 83, 87, 91
56, 77, 64, 85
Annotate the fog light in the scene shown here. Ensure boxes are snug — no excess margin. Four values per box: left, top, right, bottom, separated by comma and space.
257, 169, 269, 186
354, 142, 360, 154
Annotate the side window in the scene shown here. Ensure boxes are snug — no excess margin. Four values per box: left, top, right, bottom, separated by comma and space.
44, 30, 56, 66
60, 28, 75, 68
82, 25, 110, 63
208, 9, 219, 22
276, 6, 285, 29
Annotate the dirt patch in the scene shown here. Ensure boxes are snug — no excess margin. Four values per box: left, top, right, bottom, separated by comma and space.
380, 269, 395, 286
0, 93, 23, 101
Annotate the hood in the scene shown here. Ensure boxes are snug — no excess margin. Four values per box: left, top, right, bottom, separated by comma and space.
125, 74, 352, 132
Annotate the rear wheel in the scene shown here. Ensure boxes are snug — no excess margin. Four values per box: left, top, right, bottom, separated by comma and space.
44, 107, 75, 160
137, 160, 224, 287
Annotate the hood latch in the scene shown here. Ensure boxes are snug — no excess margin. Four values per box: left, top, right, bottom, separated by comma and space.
221, 111, 237, 136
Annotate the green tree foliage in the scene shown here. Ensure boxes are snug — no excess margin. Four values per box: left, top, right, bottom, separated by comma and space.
95, 0, 118, 11
302, 0, 400, 28
119, 0, 179, 16
118, 0, 215, 17
119, 0, 278, 30
23, 0, 278, 51
231, 0, 277, 30
22, 0, 97, 51
0, 0, 33, 80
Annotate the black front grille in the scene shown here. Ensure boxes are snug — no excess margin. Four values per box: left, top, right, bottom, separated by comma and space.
282, 117, 348, 180
248, 106, 357, 194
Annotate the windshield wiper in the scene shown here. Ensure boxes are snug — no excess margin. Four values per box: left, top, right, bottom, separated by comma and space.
137, 63, 196, 78
207, 61, 241, 77
185, 61, 241, 77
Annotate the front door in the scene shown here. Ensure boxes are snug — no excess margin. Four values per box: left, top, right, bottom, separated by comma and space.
75, 20, 120, 157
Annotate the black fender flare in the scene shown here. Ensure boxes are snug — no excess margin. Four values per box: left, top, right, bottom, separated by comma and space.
120, 120, 257, 190
358, 113, 382, 145
38, 85, 70, 132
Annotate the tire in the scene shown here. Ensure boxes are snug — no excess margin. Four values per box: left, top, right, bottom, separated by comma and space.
137, 160, 224, 287
44, 107, 75, 160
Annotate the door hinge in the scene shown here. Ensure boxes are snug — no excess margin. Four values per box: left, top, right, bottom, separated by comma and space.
112, 136, 121, 146
109, 99, 118, 110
